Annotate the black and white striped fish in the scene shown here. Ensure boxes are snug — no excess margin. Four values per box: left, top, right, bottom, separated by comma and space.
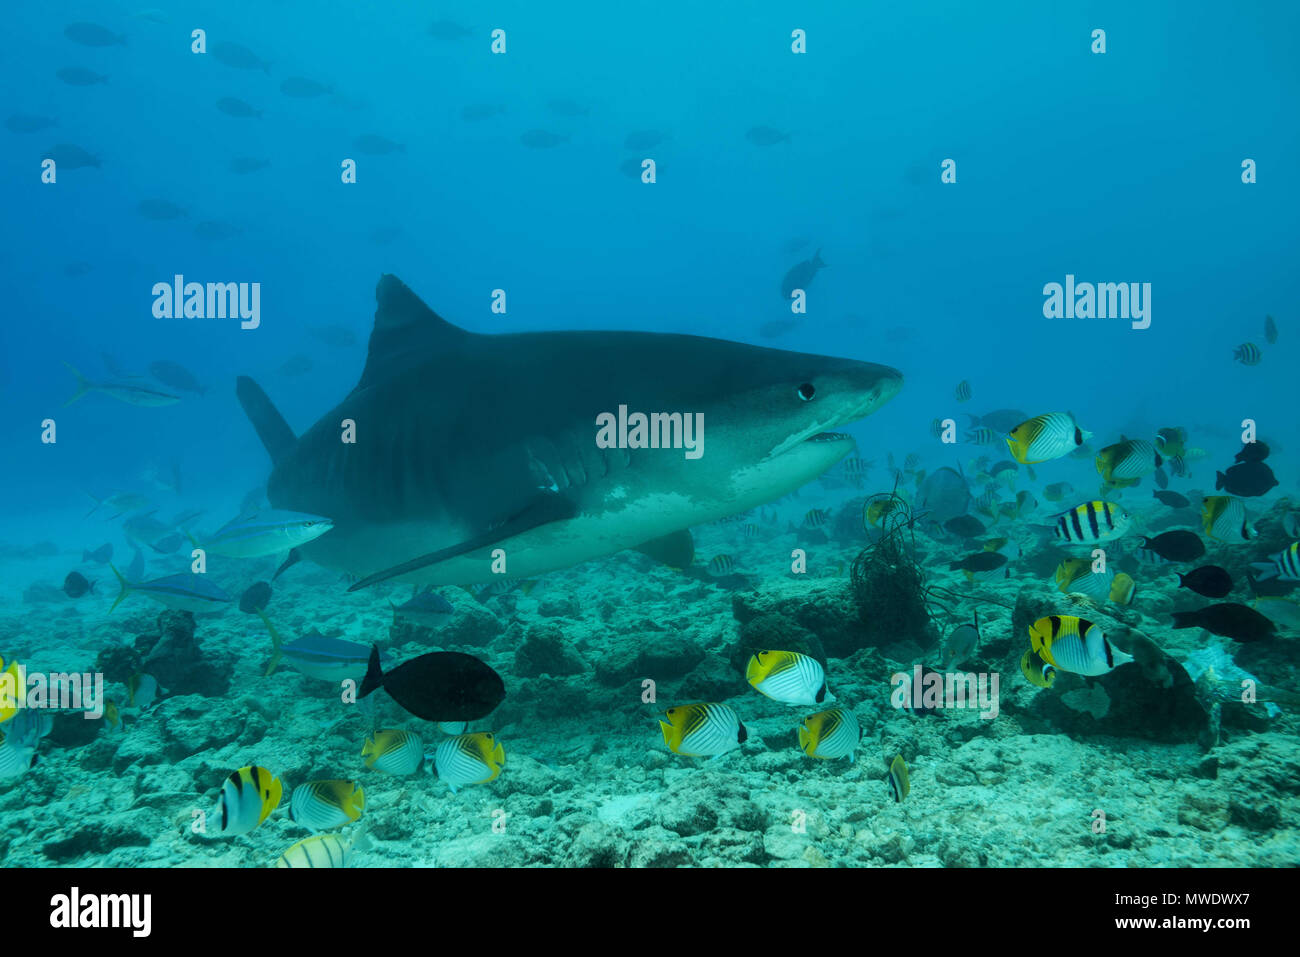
1053, 501, 1131, 544
1252, 541, 1300, 582
1233, 342, 1262, 365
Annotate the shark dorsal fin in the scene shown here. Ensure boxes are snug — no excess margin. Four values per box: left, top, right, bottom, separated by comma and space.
358, 275, 471, 391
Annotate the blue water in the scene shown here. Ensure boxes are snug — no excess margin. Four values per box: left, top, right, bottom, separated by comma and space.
1, 1, 1297, 868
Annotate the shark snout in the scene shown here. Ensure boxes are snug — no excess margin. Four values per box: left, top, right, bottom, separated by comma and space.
852, 362, 904, 415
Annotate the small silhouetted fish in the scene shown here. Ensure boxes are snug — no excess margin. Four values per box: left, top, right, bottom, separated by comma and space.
1171, 602, 1275, 642
126, 547, 145, 580
239, 580, 272, 614
56, 66, 108, 85
520, 129, 568, 148
63, 571, 95, 598
210, 40, 270, 73
1154, 466, 1168, 489
148, 360, 205, 395
149, 532, 183, 554
194, 219, 241, 240
781, 249, 826, 298
460, 103, 505, 121
1234, 441, 1269, 463
308, 324, 356, 347
83, 543, 113, 564
230, 156, 270, 174
759, 317, 802, 338
950, 552, 1007, 573
944, 515, 986, 538
547, 98, 588, 117
391, 588, 454, 627
620, 157, 651, 179
138, 199, 186, 220
43, 143, 100, 168
280, 76, 331, 98
1264, 314, 1278, 344
1137, 530, 1205, 563
353, 134, 404, 154
1176, 566, 1233, 599
1153, 490, 1191, 509
64, 261, 93, 277
6, 113, 57, 133
428, 19, 472, 39
279, 354, 313, 376
624, 130, 665, 151
370, 225, 403, 245
1216, 460, 1278, 497
359, 646, 505, 722
64, 22, 126, 46
217, 97, 261, 118
746, 125, 791, 145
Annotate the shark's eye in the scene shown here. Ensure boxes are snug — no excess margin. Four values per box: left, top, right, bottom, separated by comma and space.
796, 383, 815, 401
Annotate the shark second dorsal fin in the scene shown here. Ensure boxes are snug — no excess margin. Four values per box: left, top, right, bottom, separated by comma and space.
358, 275, 472, 391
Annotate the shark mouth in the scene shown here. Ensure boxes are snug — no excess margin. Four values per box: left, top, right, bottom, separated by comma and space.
767, 427, 856, 461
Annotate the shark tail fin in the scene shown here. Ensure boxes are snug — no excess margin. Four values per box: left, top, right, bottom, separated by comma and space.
236, 376, 297, 466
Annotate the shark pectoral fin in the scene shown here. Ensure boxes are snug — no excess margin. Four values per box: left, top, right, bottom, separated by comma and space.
634, 529, 694, 570
347, 495, 579, 591
236, 376, 297, 466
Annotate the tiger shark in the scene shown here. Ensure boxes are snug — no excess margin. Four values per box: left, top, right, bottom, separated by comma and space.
237, 275, 902, 589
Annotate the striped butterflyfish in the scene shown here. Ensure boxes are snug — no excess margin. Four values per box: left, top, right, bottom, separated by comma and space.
1005, 412, 1091, 465
1019, 648, 1057, 688
1053, 500, 1130, 544
659, 702, 747, 758
214, 765, 282, 836
1109, 572, 1136, 605
746, 650, 831, 706
1201, 495, 1256, 543
1028, 615, 1133, 676
361, 729, 423, 775
290, 779, 365, 831
1053, 558, 1114, 602
888, 754, 910, 802
430, 732, 505, 793
1096, 438, 1162, 485
276, 833, 356, 868
797, 708, 861, 760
